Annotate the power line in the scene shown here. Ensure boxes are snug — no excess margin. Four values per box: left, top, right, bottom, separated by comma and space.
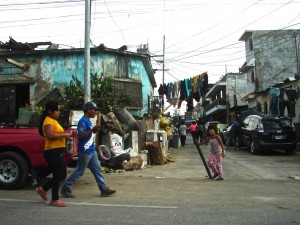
168, 0, 296, 62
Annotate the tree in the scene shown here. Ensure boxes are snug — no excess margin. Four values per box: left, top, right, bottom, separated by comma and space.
63, 73, 131, 114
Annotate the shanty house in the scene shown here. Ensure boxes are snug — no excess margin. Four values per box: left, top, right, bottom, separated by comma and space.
0, 38, 156, 123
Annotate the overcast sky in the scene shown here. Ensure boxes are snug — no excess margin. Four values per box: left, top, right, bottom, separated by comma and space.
1, 0, 300, 113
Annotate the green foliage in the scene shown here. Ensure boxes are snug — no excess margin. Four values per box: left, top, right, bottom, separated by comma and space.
64, 74, 85, 110
63, 73, 131, 114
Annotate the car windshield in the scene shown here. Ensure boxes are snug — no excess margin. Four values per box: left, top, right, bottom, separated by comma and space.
263, 119, 293, 129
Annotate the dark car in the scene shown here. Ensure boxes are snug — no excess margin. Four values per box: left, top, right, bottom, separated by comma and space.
221, 124, 232, 146
238, 114, 297, 154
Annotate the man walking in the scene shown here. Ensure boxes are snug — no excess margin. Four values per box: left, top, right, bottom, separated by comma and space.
61, 102, 116, 197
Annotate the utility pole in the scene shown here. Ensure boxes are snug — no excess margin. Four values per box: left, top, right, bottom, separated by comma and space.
84, 0, 91, 103
294, 32, 300, 75
162, 35, 166, 111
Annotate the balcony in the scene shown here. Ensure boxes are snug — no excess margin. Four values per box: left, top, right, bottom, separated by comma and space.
205, 98, 227, 116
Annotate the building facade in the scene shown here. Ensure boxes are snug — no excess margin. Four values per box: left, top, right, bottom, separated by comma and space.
239, 29, 300, 92
239, 30, 300, 127
0, 38, 156, 123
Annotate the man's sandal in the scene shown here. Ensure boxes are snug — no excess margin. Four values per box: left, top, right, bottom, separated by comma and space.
49, 200, 67, 207
35, 187, 48, 201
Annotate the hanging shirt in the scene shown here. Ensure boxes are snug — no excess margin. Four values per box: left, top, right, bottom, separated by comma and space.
180, 80, 187, 100
185, 79, 190, 97
193, 75, 200, 93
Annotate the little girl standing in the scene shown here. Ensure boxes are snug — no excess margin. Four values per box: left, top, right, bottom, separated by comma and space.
199, 125, 225, 180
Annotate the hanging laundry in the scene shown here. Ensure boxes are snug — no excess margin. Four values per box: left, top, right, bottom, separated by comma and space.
180, 80, 187, 100
193, 75, 200, 93
278, 89, 285, 116
163, 83, 168, 95
201, 72, 208, 95
285, 90, 297, 117
166, 82, 174, 101
185, 79, 190, 98
187, 94, 194, 112
158, 84, 164, 96
177, 100, 182, 109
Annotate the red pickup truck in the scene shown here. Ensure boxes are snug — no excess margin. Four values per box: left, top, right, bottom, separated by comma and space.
0, 125, 77, 190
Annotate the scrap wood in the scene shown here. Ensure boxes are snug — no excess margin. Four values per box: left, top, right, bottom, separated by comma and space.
288, 175, 300, 180
164, 156, 175, 163
145, 141, 165, 165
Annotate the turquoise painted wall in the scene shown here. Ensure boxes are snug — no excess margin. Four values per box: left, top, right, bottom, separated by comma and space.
0, 51, 154, 117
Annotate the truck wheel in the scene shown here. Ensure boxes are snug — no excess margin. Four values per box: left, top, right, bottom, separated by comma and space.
250, 141, 259, 155
285, 149, 295, 155
0, 152, 29, 190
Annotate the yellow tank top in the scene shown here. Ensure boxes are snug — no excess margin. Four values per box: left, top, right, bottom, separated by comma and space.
43, 116, 66, 150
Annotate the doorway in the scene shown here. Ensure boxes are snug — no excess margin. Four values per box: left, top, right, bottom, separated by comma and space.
0, 84, 30, 123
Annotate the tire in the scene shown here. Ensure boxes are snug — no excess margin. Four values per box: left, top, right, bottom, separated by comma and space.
0, 152, 29, 190
285, 149, 295, 155
250, 141, 259, 155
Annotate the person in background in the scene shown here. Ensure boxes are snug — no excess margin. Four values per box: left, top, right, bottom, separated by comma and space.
230, 117, 240, 149
178, 120, 188, 147
189, 120, 198, 143
61, 102, 116, 198
198, 125, 225, 181
36, 100, 72, 207
197, 123, 205, 142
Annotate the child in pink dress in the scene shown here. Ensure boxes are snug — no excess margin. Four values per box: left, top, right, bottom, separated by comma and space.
199, 125, 225, 180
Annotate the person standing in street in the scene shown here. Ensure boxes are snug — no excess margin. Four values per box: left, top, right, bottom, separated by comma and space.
178, 121, 187, 147
61, 102, 116, 197
36, 100, 72, 207
189, 120, 198, 143
229, 117, 240, 149
199, 125, 225, 181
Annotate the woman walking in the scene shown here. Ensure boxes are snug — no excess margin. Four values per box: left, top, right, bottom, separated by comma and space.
36, 100, 72, 207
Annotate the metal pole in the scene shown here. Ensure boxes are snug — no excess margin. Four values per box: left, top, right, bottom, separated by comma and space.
84, 0, 91, 103
162, 35, 165, 111
294, 32, 299, 75
194, 141, 212, 179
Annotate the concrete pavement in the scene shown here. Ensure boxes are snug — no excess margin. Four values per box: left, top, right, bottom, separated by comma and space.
0, 135, 300, 225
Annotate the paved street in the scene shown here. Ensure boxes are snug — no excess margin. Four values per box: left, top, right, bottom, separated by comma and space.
0, 135, 300, 225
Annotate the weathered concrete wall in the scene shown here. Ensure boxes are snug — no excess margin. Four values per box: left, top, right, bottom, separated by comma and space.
244, 30, 300, 92
128, 58, 153, 117
0, 50, 154, 117
226, 73, 255, 108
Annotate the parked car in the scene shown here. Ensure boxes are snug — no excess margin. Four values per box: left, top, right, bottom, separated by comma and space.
0, 125, 78, 189
221, 124, 232, 146
205, 121, 220, 129
238, 114, 297, 154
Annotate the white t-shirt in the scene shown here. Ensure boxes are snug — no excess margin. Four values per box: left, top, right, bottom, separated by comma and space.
179, 125, 187, 136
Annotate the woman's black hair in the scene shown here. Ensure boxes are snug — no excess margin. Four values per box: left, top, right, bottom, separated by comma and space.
38, 100, 59, 136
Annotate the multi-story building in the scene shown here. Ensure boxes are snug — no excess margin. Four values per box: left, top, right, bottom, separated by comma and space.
239, 29, 300, 92
239, 30, 300, 127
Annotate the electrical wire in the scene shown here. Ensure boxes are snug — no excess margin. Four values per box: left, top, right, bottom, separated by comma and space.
168, 0, 296, 62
